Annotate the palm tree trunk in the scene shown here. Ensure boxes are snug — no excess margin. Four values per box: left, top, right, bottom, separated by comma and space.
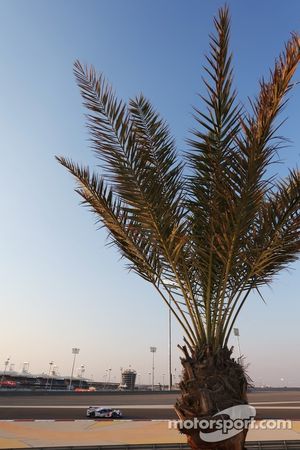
175, 345, 249, 450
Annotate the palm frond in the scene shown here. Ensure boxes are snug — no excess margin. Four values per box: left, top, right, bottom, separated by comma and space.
250, 169, 300, 281
56, 156, 157, 282
74, 62, 185, 270
74, 64, 204, 339
128, 95, 204, 338
56, 155, 198, 345
187, 6, 244, 345
58, 7, 300, 354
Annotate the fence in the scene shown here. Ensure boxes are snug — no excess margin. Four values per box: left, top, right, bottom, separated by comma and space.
3, 441, 300, 450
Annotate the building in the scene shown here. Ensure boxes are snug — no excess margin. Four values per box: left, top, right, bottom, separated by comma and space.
121, 369, 136, 390
0, 370, 119, 391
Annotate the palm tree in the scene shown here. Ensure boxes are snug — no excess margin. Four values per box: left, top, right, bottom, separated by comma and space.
57, 6, 300, 450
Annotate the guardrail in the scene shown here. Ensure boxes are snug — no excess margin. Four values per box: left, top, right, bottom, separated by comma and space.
1, 387, 300, 397
3, 442, 300, 450
247, 442, 300, 449
0, 390, 180, 396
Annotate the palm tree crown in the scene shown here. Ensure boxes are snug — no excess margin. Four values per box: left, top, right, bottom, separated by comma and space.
57, 6, 300, 355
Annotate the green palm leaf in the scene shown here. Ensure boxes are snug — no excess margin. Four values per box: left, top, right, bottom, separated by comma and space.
57, 7, 300, 355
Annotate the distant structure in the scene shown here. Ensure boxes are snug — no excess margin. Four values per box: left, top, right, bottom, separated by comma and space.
121, 369, 136, 390
0, 371, 117, 391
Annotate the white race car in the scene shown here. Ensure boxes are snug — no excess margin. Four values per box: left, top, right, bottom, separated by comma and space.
86, 406, 123, 418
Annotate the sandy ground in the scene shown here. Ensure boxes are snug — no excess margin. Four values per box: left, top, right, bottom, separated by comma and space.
0, 420, 300, 448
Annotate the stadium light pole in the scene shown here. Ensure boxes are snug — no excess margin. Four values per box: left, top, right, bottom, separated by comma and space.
162, 279, 177, 390
1, 358, 10, 384
79, 365, 85, 388
233, 328, 242, 362
22, 362, 29, 373
50, 369, 54, 390
45, 361, 54, 390
69, 348, 80, 391
174, 367, 177, 386
150, 347, 157, 391
280, 377, 286, 388
50, 365, 58, 390
168, 295, 172, 390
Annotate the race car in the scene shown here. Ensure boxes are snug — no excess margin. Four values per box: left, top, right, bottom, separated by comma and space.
86, 406, 123, 418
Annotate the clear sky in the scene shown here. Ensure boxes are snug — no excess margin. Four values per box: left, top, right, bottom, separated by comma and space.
0, 0, 299, 386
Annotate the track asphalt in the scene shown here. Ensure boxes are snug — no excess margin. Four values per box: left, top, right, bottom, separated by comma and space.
1, 391, 300, 448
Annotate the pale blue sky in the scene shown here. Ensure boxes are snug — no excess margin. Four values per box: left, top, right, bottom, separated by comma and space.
0, 0, 299, 386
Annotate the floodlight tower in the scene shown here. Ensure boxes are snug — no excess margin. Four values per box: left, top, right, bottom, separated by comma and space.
45, 361, 54, 390
150, 346, 157, 391
69, 348, 80, 390
233, 328, 242, 362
